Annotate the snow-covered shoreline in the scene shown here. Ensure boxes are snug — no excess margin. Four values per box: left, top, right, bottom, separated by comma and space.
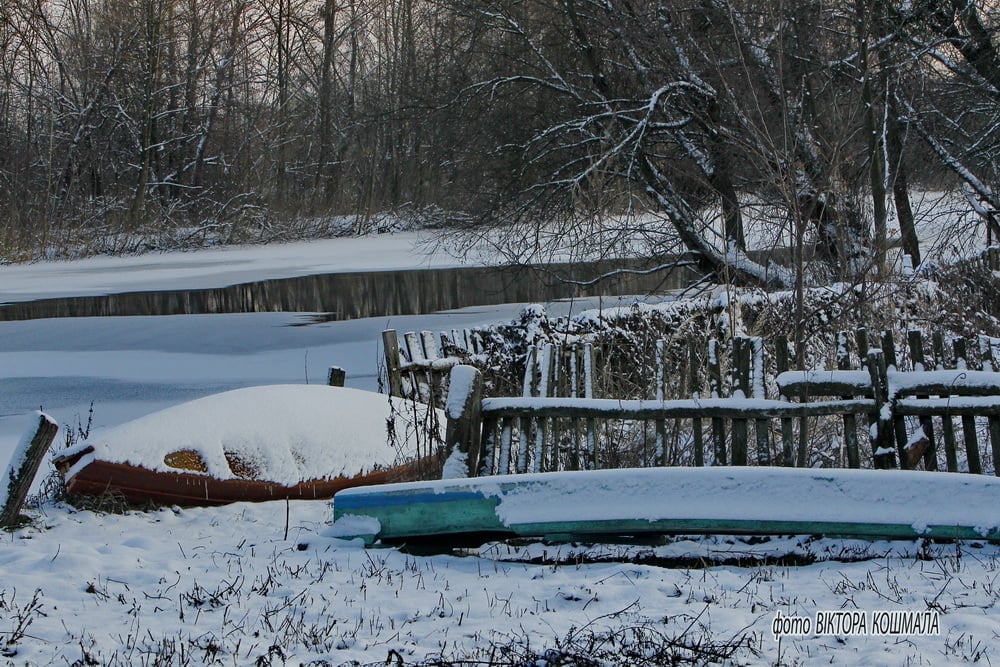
0, 232, 459, 304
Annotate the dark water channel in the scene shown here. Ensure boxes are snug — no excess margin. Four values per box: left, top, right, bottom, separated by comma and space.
0, 258, 702, 322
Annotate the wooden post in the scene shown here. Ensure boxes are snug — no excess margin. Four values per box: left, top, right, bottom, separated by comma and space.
881, 331, 910, 469
327, 366, 346, 387
954, 338, 983, 474
583, 342, 596, 469
689, 343, 705, 467
421, 331, 442, 405
404, 331, 426, 401
979, 336, 1000, 477
480, 416, 498, 477
442, 365, 484, 478
980, 335, 995, 373
730, 337, 750, 465
933, 332, 960, 472
382, 330, 404, 398
775, 334, 795, 466
855, 328, 870, 364
533, 344, 553, 472
990, 417, 1000, 479
404, 332, 424, 363
420, 331, 440, 360
548, 344, 562, 470
522, 345, 538, 398
837, 331, 861, 469
751, 337, 771, 466
867, 349, 897, 469
570, 345, 582, 469
708, 339, 727, 465
655, 340, 668, 465
906, 330, 937, 470
499, 417, 514, 475
1, 413, 59, 529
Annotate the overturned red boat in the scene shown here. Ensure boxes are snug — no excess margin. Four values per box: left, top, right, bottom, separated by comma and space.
52, 385, 443, 507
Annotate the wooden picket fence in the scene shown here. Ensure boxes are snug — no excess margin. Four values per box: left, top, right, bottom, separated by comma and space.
337, 326, 1000, 548
961, 245, 1000, 273
440, 328, 1000, 478
382, 328, 484, 406
382, 328, 600, 407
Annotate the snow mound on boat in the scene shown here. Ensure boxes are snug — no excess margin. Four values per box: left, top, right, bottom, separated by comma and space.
68, 385, 442, 486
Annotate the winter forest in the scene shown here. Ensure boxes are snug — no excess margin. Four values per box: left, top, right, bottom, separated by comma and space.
1, 0, 999, 279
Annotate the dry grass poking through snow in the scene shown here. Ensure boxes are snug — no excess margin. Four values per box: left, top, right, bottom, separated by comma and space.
2, 500, 998, 666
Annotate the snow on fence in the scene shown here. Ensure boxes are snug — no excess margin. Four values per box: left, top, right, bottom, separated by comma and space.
960, 245, 1000, 273
441, 329, 1000, 478
382, 328, 483, 407
337, 327, 1000, 547
383, 328, 598, 408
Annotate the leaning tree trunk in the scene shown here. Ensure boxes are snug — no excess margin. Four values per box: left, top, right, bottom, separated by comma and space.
639, 153, 791, 289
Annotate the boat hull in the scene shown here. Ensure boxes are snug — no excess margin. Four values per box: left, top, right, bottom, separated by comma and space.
56, 448, 434, 507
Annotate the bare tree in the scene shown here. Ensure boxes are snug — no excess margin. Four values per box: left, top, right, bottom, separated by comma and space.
438, 0, 912, 287
894, 1, 1000, 246
0, 0, 993, 268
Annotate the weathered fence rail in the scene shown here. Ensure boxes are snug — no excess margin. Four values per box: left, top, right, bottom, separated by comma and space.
383, 329, 601, 406
382, 328, 483, 406
441, 329, 1000, 479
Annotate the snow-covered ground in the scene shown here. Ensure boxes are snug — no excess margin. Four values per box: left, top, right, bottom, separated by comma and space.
2, 232, 999, 665
3, 497, 997, 666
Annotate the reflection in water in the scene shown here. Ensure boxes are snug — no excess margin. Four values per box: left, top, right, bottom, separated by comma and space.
0, 259, 701, 322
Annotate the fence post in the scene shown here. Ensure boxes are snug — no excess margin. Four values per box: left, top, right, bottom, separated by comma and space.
708, 339, 727, 465
689, 343, 705, 467
382, 330, 404, 398
932, 332, 960, 472
979, 335, 1000, 476
1, 412, 59, 529
655, 340, 668, 465
404, 332, 427, 401
442, 365, 484, 478
730, 336, 750, 465
837, 331, 861, 469
854, 328, 869, 364
533, 344, 553, 472
775, 334, 795, 466
880, 331, 910, 469
751, 337, 771, 466
866, 349, 897, 469
327, 366, 346, 387
954, 338, 982, 474
906, 330, 937, 470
